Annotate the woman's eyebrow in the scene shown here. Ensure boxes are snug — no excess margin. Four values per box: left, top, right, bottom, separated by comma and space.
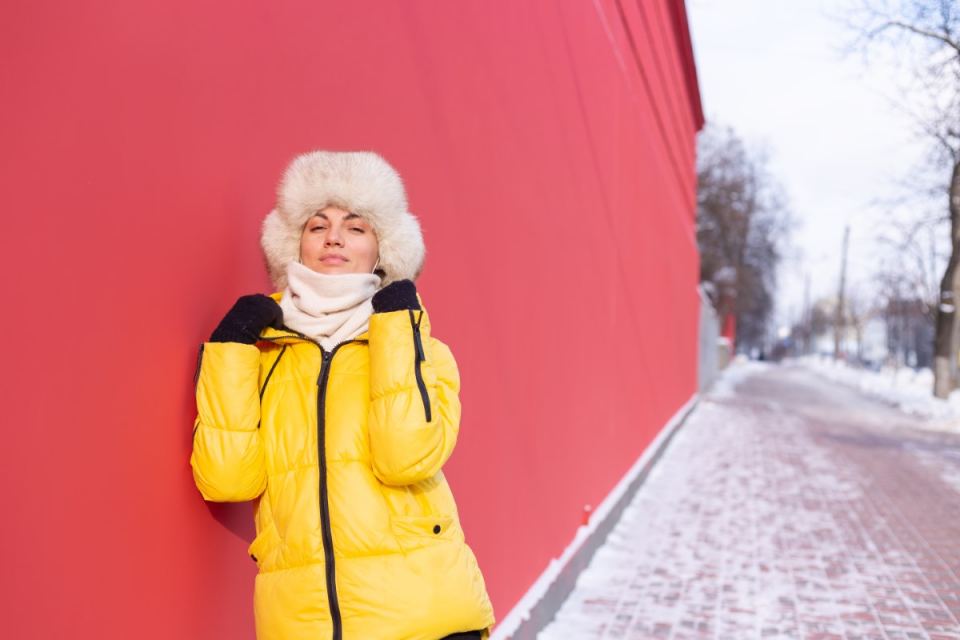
312, 211, 365, 223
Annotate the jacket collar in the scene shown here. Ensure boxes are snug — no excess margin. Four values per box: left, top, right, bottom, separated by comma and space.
259, 291, 371, 345
259, 325, 372, 346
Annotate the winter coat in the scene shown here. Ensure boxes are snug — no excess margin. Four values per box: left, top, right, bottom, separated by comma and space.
190, 292, 495, 639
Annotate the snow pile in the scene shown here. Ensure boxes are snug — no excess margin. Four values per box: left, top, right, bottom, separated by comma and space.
794, 355, 960, 430
709, 356, 772, 399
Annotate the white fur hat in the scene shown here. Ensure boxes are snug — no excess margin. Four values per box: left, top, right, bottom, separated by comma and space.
260, 151, 425, 290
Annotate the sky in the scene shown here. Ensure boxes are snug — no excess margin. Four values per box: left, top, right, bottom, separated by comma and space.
686, 0, 937, 334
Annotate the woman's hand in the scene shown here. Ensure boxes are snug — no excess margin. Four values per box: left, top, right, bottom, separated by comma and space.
371, 280, 421, 313
209, 294, 284, 344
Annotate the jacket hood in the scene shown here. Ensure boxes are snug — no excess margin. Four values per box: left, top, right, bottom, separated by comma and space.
260, 151, 426, 290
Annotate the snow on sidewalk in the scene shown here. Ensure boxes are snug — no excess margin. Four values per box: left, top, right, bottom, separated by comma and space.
794, 356, 960, 432
538, 363, 960, 640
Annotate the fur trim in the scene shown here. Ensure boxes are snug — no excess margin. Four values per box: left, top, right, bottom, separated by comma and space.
260, 151, 425, 290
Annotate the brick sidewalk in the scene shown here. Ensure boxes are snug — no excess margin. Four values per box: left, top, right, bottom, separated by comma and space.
539, 363, 960, 640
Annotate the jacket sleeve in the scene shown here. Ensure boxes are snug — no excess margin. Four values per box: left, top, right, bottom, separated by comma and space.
367, 308, 462, 486
189, 342, 267, 502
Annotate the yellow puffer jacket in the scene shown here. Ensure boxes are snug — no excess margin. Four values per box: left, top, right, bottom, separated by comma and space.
190, 294, 495, 640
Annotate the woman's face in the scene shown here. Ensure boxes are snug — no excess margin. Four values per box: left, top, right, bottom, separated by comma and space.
299, 206, 380, 275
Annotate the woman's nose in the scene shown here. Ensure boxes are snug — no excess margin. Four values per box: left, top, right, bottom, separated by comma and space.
324, 228, 344, 246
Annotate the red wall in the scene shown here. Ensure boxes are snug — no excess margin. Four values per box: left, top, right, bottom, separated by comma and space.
0, 1, 702, 637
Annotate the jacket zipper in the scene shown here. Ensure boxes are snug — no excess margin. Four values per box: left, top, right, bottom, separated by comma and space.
260, 330, 364, 640
316, 346, 343, 640
409, 310, 432, 422
260, 345, 288, 402
264, 326, 450, 639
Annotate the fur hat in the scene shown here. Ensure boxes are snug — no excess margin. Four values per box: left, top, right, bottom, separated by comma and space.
260, 151, 425, 290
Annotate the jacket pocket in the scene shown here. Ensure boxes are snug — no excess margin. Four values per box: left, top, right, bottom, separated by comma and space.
247, 522, 281, 570
390, 514, 457, 553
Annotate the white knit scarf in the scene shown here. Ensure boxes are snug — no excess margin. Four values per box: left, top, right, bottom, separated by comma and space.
279, 261, 382, 351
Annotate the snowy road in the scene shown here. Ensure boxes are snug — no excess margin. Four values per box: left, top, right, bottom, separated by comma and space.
539, 362, 960, 640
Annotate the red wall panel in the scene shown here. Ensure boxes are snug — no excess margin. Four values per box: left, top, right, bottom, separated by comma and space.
0, 1, 703, 637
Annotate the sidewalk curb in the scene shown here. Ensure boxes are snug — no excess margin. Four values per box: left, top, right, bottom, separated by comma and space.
492, 394, 700, 640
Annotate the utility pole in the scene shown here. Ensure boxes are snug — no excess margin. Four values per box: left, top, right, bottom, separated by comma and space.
803, 273, 811, 355
834, 225, 850, 360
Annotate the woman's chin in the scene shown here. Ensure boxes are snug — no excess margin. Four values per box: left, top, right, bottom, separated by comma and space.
305, 263, 358, 275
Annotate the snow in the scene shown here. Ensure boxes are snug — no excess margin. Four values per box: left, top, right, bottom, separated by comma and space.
708, 356, 770, 399
793, 355, 960, 433
904, 444, 960, 494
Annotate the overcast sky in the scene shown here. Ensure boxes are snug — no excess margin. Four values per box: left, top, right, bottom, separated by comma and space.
686, 0, 935, 333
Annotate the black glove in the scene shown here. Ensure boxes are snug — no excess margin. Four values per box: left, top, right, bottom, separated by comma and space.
372, 279, 421, 313
210, 294, 284, 344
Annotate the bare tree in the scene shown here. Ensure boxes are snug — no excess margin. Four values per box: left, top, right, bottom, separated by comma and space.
844, 0, 960, 397
697, 125, 793, 354
874, 216, 943, 306
873, 219, 939, 367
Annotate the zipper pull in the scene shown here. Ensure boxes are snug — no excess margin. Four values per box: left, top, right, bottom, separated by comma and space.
408, 309, 426, 361
317, 350, 332, 385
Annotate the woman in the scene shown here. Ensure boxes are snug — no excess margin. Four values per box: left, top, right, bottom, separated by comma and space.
190, 151, 495, 640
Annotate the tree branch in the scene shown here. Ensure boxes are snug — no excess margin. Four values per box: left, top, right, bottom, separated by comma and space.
876, 19, 960, 56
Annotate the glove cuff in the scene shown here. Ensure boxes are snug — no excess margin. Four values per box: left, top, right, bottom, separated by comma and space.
209, 325, 260, 344
372, 280, 421, 313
